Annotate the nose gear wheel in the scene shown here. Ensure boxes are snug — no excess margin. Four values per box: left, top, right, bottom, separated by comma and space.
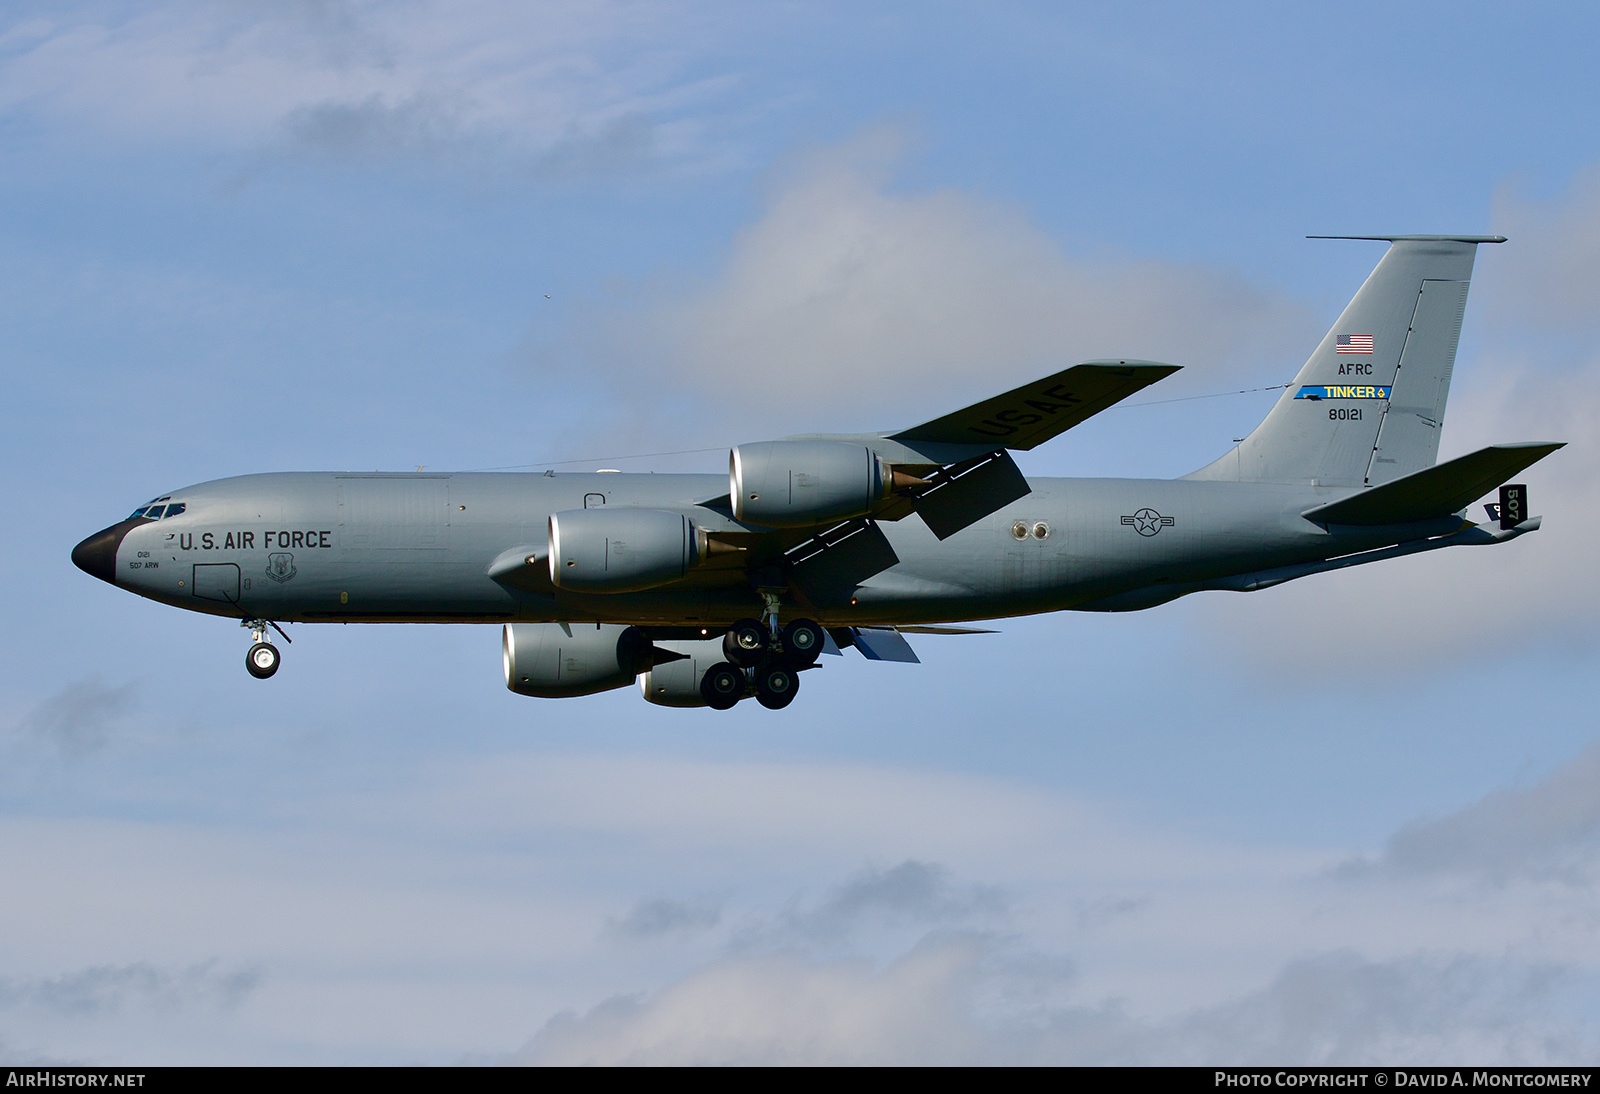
246, 642, 281, 679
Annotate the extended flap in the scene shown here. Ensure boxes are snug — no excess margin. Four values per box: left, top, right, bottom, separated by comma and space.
851, 627, 920, 663
915, 450, 1032, 540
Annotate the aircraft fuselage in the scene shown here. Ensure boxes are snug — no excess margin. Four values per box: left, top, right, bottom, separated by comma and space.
78, 469, 1454, 627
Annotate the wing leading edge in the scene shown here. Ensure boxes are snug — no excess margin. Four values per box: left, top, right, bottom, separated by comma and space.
888, 360, 1181, 450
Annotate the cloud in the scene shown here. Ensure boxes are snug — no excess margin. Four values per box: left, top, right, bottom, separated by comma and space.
491, 747, 1600, 1065
1348, 741, 1600, 885
13, 679, 135, 757
1158, 952, 1594, 1066
744, 860, 1008, 950
514, 928, 1596, 1065
0, 960, 258, 1016
605, 897, 721, 941
1487, 167, 1600, 339
516, 933, 995, 1065
0, 1, 734, 174
0, 745, 1596, 1063
576, 128, 1316, 427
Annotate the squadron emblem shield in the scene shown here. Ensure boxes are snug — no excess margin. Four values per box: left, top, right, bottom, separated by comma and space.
265, 552, 297, 583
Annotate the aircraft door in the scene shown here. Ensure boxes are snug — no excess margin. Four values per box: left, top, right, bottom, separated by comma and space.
193, 563, 241, 604
584, 493, 605, 508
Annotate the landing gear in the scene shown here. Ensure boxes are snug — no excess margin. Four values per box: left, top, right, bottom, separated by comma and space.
780, 619, 824, 666
710, 597, 821, 709
700, 662, 746, 710
722, 619, 768, 667
755, 662, 800, 709
241, 617, 289, 679
246, 642, 281, 679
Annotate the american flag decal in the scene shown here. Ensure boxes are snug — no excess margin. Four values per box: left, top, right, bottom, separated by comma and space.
1336, 334, 1374, 355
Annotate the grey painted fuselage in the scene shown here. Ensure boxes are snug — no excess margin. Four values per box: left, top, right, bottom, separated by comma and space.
99, 469, 1443, 628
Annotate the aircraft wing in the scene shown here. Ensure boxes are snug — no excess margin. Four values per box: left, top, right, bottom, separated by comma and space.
888, 360, 1180, 450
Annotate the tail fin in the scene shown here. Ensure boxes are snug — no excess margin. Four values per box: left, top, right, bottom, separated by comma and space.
1188, 235, 1504, 486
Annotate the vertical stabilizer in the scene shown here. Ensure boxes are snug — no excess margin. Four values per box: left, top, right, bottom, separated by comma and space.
1188, 236, 1502, 487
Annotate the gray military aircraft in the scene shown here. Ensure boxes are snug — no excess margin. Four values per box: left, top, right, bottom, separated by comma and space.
73, 235, 1561, 710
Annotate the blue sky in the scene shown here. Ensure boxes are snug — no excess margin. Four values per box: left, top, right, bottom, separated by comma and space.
4, 0, 1600, 1063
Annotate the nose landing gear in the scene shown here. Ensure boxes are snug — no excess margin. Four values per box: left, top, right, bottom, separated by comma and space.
246, 641, 281, 679
241, 617, 290, 679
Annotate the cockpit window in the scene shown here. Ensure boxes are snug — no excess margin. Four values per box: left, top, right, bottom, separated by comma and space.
128, 500, 184, 520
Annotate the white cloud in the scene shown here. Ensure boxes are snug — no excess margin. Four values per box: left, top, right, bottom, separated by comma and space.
499, 743, 1600, 1064
515, 941, 1599, 1065
587, 128, 1315, 426
1357, 741, 1600, 885
0, 1, 740, 172
0, 742, 1597, 1062
0, 961, 258, 1016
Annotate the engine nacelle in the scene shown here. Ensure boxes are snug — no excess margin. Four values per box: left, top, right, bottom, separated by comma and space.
548, 508, 697, 593
730, 441, 889, 527
503, 622, 652, 698
637, 638, 734, 707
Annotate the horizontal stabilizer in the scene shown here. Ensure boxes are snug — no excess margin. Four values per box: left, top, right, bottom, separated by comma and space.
890, 361, 1180, 450
1303, 442, 1564, 526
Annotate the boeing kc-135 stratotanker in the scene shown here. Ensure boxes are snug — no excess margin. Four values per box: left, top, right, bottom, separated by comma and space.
73, 236, 1562, 710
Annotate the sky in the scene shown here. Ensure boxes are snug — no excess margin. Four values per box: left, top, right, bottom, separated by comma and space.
3, 0, 1600, 1065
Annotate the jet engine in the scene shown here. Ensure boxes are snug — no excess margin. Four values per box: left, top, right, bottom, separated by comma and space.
548, 508, 699, 593
503, 622, 652, 698
637, 638, 730, 707
730, 441, 891, 527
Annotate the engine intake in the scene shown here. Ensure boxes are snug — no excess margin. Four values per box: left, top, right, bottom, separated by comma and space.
548, 508, 698, 593
503, 622, 652, 698
730, 441, 889, 527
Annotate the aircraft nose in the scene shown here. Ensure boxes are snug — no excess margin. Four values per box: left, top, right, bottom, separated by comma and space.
71, 520, 140, 585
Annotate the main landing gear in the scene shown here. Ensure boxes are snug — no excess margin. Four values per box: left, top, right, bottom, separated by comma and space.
700, 612, 823, 711
241, 617, 290, 680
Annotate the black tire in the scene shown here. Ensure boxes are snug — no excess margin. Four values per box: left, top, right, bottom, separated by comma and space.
245, 642, 280, 679
755, 663, 800, 710
722, 618, 768, 667
700, 662, 746, 710
780, 618, 824, 665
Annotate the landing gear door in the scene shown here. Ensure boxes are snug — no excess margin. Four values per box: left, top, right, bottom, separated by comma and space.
193, 563, 241, 604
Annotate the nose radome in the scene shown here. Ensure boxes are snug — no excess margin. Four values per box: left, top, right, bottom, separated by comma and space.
71, 518, 145, 585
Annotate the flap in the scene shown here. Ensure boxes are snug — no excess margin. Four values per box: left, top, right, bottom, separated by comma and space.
1303, 442, 1565, 526
889, 360, 1180, 450
851, 627, 920, 663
